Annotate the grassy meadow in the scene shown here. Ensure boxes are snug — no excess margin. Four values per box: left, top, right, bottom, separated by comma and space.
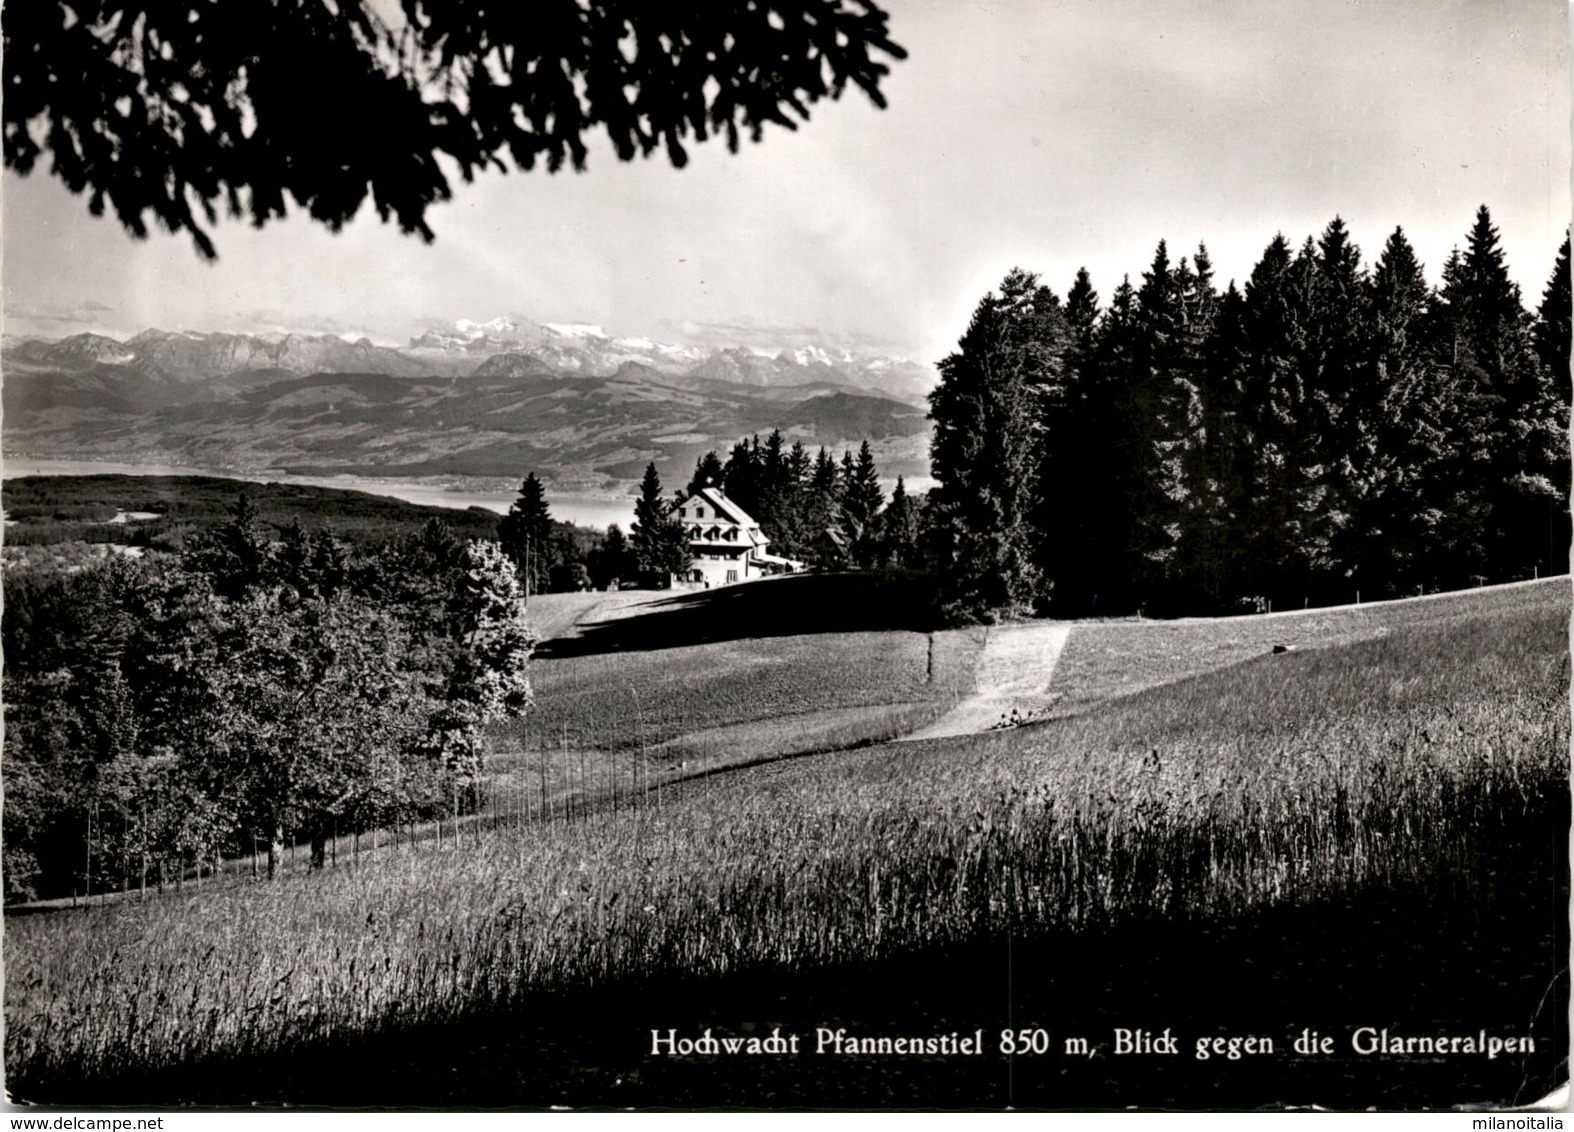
3, 580, 1568, 1106
482, 577, 983, 819
1049, 579, 1568, 717
494, 622, 983, 815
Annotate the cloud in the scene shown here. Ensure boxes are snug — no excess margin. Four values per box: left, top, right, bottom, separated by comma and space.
657, 316, 917, 357
233, 308, 402, 345
2, 301, 123, 337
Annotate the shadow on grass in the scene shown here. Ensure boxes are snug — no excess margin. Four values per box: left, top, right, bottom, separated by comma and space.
534, 571, 943, 659
24, 811, 1567, 1110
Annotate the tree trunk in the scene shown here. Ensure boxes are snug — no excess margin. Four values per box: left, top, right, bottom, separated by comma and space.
267, 825, 284, 880
310, 826, 327, 870
83, 804, 94, 899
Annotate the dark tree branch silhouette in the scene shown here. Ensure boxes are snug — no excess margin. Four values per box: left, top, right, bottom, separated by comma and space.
3, 1, 906, 259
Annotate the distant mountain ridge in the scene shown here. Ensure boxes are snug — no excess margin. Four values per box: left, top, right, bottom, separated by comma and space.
5, 319, 936, 403
3, 320, 936, 497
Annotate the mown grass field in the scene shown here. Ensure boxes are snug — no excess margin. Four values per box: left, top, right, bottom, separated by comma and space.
4, 579, 1568, 1107
495, 624, 982, 812
486, 577, 982, 818
1049, 579, 1565, 717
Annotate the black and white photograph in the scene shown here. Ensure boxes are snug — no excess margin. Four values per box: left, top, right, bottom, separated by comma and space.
1, 0, 1569, 1114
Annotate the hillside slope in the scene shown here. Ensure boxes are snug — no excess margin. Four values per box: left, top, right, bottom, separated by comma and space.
8, 578, 1565, 1108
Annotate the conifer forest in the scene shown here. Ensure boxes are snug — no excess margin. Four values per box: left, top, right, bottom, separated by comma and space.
924, 207, 1570, 622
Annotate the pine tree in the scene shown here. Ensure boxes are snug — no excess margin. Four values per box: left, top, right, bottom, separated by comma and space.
1051, 274, 1141, 612
1310, 217, 1367, 445
1427, 206, 1548, 582
497, 473, 554, 596
1456, 205, 1530, 372
927, 267, 1059, 621
838, 449, 857, 517
184, 493, 273, 599
687, 451, 725, 495
277, 518, 313, 591
881, 476, 921, 567
805, 446, 843, 565
631, 463, 689, 586
722, 436, 763, 516
1335, 225, 1449, 594
308, 530, 348, 599
1533, 233, 1571, 403
779, 440, 814, 559
1191, 279, 1255, 605
842, 440, 886, 566
1228, 232, 1331, 603
11, 2, 907, 262
756, 429, 792, 540
1507, 230, 1574, 577
1296, 216, 1370, 597
1065, 267, 1100, 347
276, 520, 346, 599
631, 462, 667, 582
1037, 268, 1104, 610
1169, 244, 1241, 609
1092, 239, 1208, 609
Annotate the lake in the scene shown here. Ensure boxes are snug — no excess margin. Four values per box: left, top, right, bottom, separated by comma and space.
0, 457, 641, 531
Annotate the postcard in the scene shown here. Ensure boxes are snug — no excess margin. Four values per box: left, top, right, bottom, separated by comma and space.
2, 0, 1568, 1113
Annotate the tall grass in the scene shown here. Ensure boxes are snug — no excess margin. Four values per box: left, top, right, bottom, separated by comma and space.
6, 599, 1567, 1095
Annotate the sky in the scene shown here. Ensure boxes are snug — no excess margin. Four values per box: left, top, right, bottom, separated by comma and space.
3, 0, 1570, 368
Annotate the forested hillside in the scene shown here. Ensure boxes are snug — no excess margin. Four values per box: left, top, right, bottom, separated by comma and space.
926, 207, 1570, 620
1, 474, 502, 551
2, 502, 534, 903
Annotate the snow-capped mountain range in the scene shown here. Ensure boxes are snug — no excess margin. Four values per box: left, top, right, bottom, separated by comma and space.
396, 318, 931, 401
3, 318, 937, 492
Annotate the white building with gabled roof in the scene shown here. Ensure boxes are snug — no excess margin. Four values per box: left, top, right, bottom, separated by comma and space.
674, 485, 802, 586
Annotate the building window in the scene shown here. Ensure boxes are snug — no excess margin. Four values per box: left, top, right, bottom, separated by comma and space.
695, 506, 705, 519
726, 569, 738, 583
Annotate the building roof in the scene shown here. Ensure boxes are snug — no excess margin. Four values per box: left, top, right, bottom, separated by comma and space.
755, 551, 805, 569
682, 485, 755, 527
678, 485, 770, 551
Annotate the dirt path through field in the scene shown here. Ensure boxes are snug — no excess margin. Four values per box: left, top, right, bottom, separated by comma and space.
901, 622, 1072, 740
